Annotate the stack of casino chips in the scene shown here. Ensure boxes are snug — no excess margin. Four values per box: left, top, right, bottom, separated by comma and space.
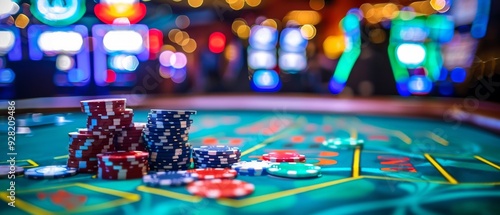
67, 98, 147, 173
192, 145, 241, 168
97, 151, 149, 180
143, 109, 197, 171
67, 130, 115, 173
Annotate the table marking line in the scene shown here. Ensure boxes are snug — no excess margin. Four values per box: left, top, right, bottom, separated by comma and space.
362, 175, 449, 184
54, 155, 69, 159
240, 117, 306, 157
425, 131, 449, 146
352, 146, 361, 178
349, 128, 358, 140
474, 155, 500, 170
346, 117, 413, 144
137, 186, 202, 203
424, 153, 458, 184
216, 177, 361, 208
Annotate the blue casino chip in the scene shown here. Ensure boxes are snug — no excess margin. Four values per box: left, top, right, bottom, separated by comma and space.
149, 109, 197, 115
143, 171, 196, 187
231, 160, 272, 176
193, 145, 240, 155
25, 165, 78, 180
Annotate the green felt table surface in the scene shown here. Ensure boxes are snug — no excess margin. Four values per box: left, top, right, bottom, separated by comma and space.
1, 110, 500, 215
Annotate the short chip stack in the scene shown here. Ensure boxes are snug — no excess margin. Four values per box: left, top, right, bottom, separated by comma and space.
143, 109, 197, 171
97, 151, 149, 180
192, 145, 241, 168
67, 131, 115, 173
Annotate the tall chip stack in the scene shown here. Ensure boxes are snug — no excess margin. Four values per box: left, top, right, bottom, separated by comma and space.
66, 98, 148, 174
143, 109, 197, 172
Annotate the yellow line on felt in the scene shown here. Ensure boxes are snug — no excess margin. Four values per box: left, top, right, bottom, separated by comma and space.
0, 192, 53, 215
352, 146, 361, 178
474, 155, 500, 170
240, 117, 306, 157
17, 184, 73, 194
391, 130, 412, 144
54, 155, 69, 159
76, 183, 140, 201
349, 128, 358, 139
362, 175, 449, 184
26, 159, 39, 167
424, 153, 458, 184
216, 177, 360, 208
137, 186, 202, 203
425, 131, 449, 146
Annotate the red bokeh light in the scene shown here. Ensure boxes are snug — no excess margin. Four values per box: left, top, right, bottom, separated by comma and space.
209, 32, 226, 54
105, 69, 116, 83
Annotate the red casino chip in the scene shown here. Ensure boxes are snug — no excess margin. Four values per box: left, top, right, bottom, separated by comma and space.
80, 98, 126, 106
78, 128, 114, 136
98, 166, 146, 180
262, 151, 306, 162
187, 168, 237, 180
186, 179, 254, 198
97, 151, 149, 162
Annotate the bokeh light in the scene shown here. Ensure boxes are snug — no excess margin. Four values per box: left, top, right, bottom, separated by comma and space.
309, 0, 325, 10
300, 24, 316, 40
159, 50, 175, 67
323, 35, 345, 59
246, 0, 261, 7
396, 43, 426, 67
171, 52, 187, 69
38, 31, 84, 54
175, 15, 190, 29
0, 30, 15, 54
15, 14, 30, 29
252, 70, 280, 91
56, 55, 75, 71
408, 75, 432, 95
182, 39, 197, 53
0, 68, 15, 83
450, 67, 467, 83
209, 32, 226, 54
249, 25, 278, 50
103, 30, 144, 53
188, 0, 203, 8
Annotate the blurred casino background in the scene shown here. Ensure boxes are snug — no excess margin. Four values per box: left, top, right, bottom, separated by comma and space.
0, 0, 499, 100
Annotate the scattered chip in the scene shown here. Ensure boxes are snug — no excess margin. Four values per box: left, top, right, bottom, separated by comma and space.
187, 179, 254, 198
267, 162, 321, 178
322, 138, 364, 149
231, 160, 272, 176
187, 168, 237, 180
143, 171, 196, 187
25, 165, 78, 180
262, 151, 306, 162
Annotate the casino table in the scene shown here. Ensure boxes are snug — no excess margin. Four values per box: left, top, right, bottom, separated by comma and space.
1, 95, 500, 215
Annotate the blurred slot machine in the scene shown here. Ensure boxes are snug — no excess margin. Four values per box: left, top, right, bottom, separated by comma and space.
438, 0, 490, 95
27, 0, 89, 86
388, 7, 454, 96
247, 25, 280, 92
329, 12, 361, 94
92, 0, 149, 86
0, 1, 21, 88
278, 27, 308, 73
